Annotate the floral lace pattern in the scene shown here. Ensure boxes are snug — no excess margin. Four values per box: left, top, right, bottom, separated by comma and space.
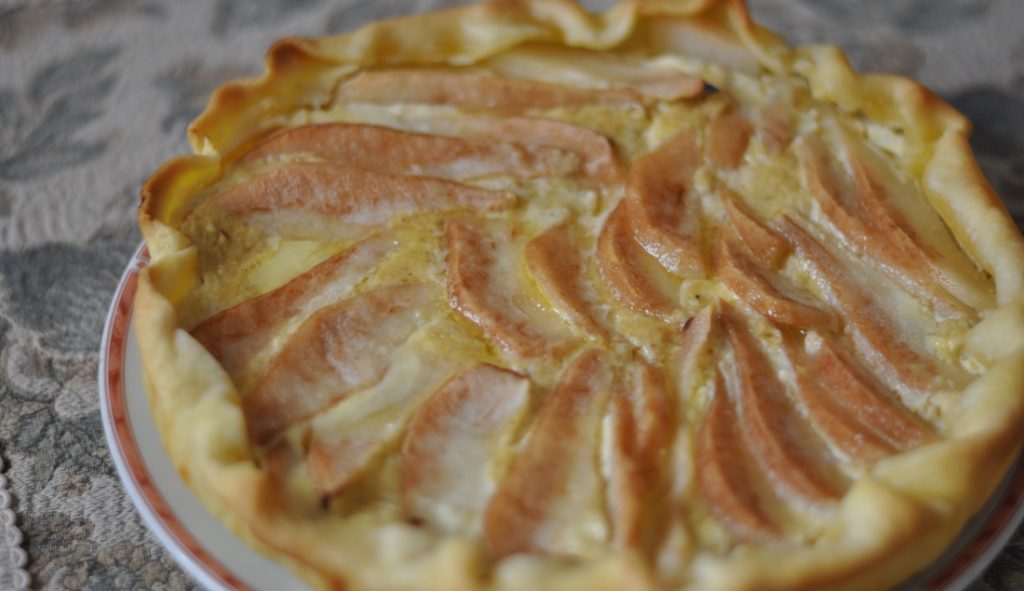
0, 0, 1021, 589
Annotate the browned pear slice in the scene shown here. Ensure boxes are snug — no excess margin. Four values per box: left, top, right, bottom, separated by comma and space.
696, 371, 780, 543
805, 334, 933, 451
777, 217, 960, 397
305, 347, 456, 497
339, 69, 645, 111
483, 349, 612, 558
706, 105, 753, 169
798, 137, 972, 318
525, 224, 609, 339
608, 362, 671, 553
783, 336, 897, 467
597, 203, 679, 319
720, 189, 788, 269
236, 122, 577, 180
206, 162, 514, 237
191, 234, 393, 383
447, 217, 573, 357
448, 116, 623, 184
624, 129, 705, 277
243, 283, 435, 446
401, 364, 530, 534
724, 306, 843, 505
714, 232, 837, 332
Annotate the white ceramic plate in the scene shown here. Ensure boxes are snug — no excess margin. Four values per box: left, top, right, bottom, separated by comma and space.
100, 244, 1024, 591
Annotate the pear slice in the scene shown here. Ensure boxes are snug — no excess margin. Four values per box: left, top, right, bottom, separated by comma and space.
305, 347, 455, 497
243, 283, 436, 446
706, 105, 752, 169
401, 364, 530, 534
483, 349, 612, 559
338, 68, 700, 110
448, 116, 623, 184
447, 216, 573, 358
696, 371, 780, 543
777, 217, 960, 398
205, 162, 514, 239
597, 203, 679, 319
714, 231, 837, 332
724, 306, 843, 505
608, 362, 671, 554
191, 233, 393, 383
525, 224, 609, 339
624, 129, 705, 277
674, 304, 716, 399
798, 137, 972, 318
236, 122, 578, 180
803, 334, 932, 451
721, 189, 788, 269
784, 335, 896, 467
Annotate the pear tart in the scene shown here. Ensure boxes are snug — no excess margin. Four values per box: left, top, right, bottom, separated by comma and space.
136, 1, 1024, 590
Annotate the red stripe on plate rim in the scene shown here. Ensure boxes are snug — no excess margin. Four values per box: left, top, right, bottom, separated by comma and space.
100, 245, 250, 591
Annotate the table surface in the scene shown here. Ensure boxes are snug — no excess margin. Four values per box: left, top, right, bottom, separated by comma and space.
1, 0, 1023, 589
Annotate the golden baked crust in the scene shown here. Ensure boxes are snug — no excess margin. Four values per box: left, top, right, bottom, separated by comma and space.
135, 1, 1024, 590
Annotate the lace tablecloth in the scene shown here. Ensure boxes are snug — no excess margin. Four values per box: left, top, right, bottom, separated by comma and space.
1, 0, 1023, 589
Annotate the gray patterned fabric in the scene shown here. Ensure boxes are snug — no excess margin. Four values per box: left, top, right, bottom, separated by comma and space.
0, 1, 1021, 589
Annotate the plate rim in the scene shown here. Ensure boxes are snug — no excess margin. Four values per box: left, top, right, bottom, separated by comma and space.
98, 242, 1024, 591
98, 244, 247, 591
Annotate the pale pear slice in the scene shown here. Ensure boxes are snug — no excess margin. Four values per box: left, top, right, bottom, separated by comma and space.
447, 216, 573, 358
706, 105, 752, 169
303, 344, 456, 495
236, 122, 578, 180
624, 129, 705, 277
721, 189, 788, 269
674, 304, 716, 399
724, 306, 843, 505
339, 69, 642, 111
798, 137, 972, 319
597, 203, 679, 319
783, 336, 897, 467
243, 283, 436, 446
525, 224, 609, 339
448, 116, 623, 184
756, 87, 795, 155
206, 162, 515, 239
608, 362, 671, 553
804, 333, 933, 451
714, 232, 837, 332
483, 349, 612, 559
485, 45, 706, 102
401, 364, 530, 534
696, 371, 780, 543
777, 217, 960, 398
191, 234, 393, 383
306, 347, 456, 496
